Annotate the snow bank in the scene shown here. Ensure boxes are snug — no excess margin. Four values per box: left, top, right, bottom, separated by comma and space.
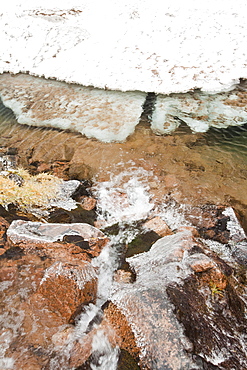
1, 0, 247, 94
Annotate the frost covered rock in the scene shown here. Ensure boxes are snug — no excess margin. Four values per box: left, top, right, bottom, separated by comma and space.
110, 228, 247, 369
7, 219, 105, 244
1, 0, 247, 94
0, 73, 146, 142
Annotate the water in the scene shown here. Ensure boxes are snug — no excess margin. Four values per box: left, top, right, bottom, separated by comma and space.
1, 94, 247, 369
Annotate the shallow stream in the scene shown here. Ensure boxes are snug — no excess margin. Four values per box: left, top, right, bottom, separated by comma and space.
0, 97, 247, 369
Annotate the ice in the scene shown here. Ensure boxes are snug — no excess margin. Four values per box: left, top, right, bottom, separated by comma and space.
1, 1, 247, 94
7, 220, 105, 244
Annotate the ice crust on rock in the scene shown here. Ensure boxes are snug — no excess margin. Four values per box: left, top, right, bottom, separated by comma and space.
110, 229, 198, 369
7, 220, 105, 244
1, 0, 247, 94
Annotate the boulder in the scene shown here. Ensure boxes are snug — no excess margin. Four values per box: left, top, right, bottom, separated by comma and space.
7, 219, 108, 246
142, 216, 172, 237
110, 228, 247, 369
38, 261, 98, 321
0, 217, 110, 368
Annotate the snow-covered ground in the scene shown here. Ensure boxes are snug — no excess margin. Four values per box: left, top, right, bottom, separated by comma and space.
1, 0, 247, 94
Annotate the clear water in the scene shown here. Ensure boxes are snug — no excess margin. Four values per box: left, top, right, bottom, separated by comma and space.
1, 97, 247, 369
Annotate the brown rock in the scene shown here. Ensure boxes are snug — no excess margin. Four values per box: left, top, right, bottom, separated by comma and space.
0, 216, 10, 249
79, 196, 97, 211
104, 302, 141, 360
186, 253, 216, 273
51, 325, 75, 347
177, 225, 200, 237
143, 216, 172, 237
113, 270, 134, 284
184, 205, 230, 243
38, 261, 98, 321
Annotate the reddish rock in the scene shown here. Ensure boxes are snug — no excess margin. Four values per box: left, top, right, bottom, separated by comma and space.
38, 261, 98, 321
113, 269, 134, 284
186, 253, 216, 273
0, 216, 10, 249
104, 302, 141, 360
143, 216, 172, 237
79, 195, 97, 211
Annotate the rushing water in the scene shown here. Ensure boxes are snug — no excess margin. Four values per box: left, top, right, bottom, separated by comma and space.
0, 97, 247, 369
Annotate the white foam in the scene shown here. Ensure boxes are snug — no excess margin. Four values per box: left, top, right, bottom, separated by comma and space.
90, 330, 119, 370
1, 0, 247, 94
223, 207, 246, 243
93, 167, 154, 227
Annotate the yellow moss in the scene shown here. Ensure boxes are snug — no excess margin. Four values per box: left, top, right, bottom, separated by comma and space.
209, 282, 224, 298
0, 168, 63, 211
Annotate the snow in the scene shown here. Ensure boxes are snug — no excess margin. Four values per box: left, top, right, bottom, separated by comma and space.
1, 0, 247, 94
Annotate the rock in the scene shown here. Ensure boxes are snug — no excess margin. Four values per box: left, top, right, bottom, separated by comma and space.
142, 216, 172, 237
104, 302, 141, 361
186, 253, 216, 272
184, 204, 231, 244
113, 270, 134, 284
7, 220, 107, 245
38, 261, 98, 321
0, 217, 110, 369
110, 229, 200, 369
110, 228, 247, 369
0, 216, 9, 249
51, 325, 75, 347
79, 196, 97, 211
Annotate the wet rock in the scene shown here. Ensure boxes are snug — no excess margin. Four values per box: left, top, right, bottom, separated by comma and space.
0, 216, 9, 249
232, 240, 247, 266
117, 349, 141, 370
110, 228, 247, 369
113, 270, 134, 284
184, 204, 231, 244
51, 325, 75, 347
110, 229, 200, 369
125, 230, 160, 258
38, 261, 98, 322
104, 302, 141, 361
167, 274, 247, 369
186, 253, 216, 273
79, 196, 97, 211
0, 217, 110, 368
142, 216, 173, 237
0, 246, 24, 260
7, 220, 107, 245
